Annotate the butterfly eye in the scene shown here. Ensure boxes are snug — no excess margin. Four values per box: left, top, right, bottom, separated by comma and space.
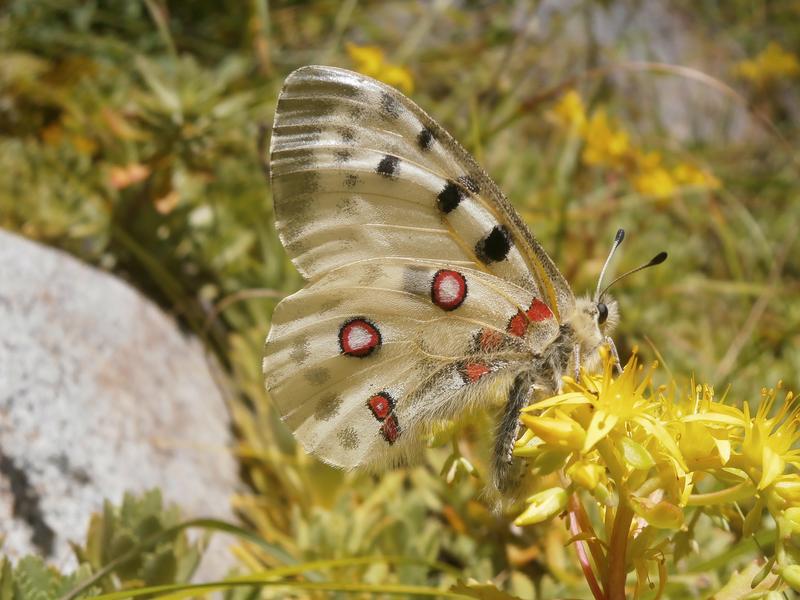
597, 302, 609, 325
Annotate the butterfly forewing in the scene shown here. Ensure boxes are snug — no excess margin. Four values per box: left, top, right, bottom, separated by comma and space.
269, 65, 574, 318
265, 65, 572, 471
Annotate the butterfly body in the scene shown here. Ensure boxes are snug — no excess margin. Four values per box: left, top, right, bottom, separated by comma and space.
263, 66, 620, 495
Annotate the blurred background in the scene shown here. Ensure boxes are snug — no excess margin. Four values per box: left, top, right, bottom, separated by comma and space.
1, 1, 798, 598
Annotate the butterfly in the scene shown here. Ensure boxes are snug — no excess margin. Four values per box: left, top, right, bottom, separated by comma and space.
262, 65, 666, 497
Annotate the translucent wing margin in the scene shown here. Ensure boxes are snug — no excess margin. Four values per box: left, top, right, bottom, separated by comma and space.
268, 65, 574, 320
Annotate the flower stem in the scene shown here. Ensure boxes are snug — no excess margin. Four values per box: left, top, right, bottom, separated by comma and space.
606, 501, 634, 600
568, 494, 607, 600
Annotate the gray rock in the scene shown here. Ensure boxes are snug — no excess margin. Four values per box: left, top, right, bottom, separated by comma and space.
0, 229, 238, 577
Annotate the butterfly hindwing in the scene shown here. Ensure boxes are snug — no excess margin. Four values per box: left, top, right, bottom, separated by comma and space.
269, 65, 575, 319
264, 259, 559, 469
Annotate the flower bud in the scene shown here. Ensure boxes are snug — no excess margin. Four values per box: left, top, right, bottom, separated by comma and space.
514, 487, 568, 526
781, 507, 800, 535
620, 437, 655, 471
629, 496, 683, 529
567, 460, 604, 491
781, 564, 800, 591
773, 477, 800, 505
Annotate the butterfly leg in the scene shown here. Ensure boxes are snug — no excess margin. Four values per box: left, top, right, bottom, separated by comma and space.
605, 336, 622, 373
492, 372, 534, 495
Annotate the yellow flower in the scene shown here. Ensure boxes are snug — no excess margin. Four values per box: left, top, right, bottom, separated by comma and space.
672, 162, 721, 190
632, 157, 719, 198
736, 42, 800, 86
739, 386, 800, 490
633, 166, 677, 198
346, 43, 414, 94
512, 348, 800, 595
551, 90, 586, 129
581, 109, 630, 169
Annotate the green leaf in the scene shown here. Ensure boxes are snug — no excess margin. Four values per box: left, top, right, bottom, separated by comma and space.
142, 547, 177, 586
1, 559, 13, 600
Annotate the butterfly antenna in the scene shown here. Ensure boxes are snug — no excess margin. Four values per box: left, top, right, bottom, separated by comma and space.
598, 251, 668, 300
594, 229, 625, 302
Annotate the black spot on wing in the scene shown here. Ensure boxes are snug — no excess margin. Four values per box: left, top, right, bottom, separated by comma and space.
417, 127, 435, 151
376, 154, 400, 178
476, 225, 512, 263
437, 180, 465, 213
380, 92, 402, 119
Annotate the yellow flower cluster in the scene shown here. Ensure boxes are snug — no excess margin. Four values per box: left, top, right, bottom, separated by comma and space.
735, 42, 800, 86
346, 43, 414, 94
552, 90, 719, 198
514, 349, 800, 597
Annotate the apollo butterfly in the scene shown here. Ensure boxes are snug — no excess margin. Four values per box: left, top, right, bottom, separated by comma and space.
262, 66, 665, 495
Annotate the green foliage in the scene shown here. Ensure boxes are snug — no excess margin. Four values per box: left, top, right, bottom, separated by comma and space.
1, 557, 95, 600
76, 490, 205, 591
0, 490, 204, 600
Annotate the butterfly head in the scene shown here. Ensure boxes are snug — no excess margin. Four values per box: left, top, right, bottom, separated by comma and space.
569, 295, 620, 354
570, 229, 667, 357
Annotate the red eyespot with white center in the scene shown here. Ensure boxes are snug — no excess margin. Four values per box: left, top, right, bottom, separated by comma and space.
431, 269, 467, 311
339, 318, 382, 357
367, 391, 394, 421
507, 298, 554, 337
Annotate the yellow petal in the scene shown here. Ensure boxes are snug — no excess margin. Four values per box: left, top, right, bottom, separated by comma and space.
713, 438, 732, 464
582, 410, 618, 453
520, 411, 585, 450
759, 445, 786, 490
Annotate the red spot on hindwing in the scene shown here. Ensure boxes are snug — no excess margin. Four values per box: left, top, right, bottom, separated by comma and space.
366, 391, 401, 444
478, 328, 504, 352
528, 298, 553, 322
367, 391, 394, 420
339, 318, 382, 357
381, 414, 400, 444
506, 298, 554, 337
507, 310, 528, 337
462, 362, 491, 383
431, 269, 467, 311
